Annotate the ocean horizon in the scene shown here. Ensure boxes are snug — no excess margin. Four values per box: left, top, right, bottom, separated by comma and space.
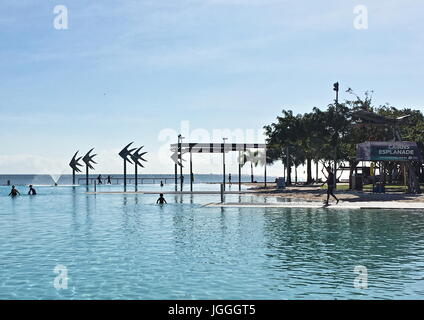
0, 173, 276, 186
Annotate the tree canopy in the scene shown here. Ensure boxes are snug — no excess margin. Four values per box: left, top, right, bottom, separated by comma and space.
264, 91, 424, 184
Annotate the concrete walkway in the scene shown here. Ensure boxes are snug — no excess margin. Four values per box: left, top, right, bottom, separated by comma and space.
204, 201, 424, 210
87, 191, 248, 195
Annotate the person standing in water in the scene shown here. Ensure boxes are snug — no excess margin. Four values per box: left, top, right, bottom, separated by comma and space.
156, 193, 167, 204
107, 175, 112, 184
9, 185, 20, 197
228, 173, 232, 185
160, 181, 164, 187
97, 174, 103, 184
322, 166, 339, 205
28, 185, 37, 195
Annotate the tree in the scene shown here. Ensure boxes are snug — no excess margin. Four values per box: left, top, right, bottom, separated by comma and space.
264, 90, 424, 191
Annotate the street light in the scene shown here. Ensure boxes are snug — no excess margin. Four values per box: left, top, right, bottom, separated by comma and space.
333, 82, 340, 188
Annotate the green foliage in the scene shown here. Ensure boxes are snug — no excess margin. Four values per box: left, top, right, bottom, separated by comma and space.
264, 91, 424, 171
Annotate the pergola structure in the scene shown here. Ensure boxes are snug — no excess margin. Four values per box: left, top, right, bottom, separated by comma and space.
170, 142, 267, 191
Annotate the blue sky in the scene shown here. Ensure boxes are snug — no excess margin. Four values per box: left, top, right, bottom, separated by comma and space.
0, 0, 423, 176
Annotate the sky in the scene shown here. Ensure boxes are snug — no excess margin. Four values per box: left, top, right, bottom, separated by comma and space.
0, 0, 423, 178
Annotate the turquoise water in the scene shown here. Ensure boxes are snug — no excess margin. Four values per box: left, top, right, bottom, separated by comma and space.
1, 184, 424, 299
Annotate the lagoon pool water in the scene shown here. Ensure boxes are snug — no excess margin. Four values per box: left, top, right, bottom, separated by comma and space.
1, 184, 424, 299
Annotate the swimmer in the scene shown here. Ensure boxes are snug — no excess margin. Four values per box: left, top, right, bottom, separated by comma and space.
9, 185, 20, 197
28, 185, 37, 195
156, 193, 167, 204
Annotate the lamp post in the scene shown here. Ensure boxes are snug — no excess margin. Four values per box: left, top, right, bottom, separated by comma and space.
333, 82, 339, 188
222, 137, 228, 191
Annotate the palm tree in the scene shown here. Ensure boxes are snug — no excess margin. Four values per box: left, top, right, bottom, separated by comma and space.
239, 150, 265, 183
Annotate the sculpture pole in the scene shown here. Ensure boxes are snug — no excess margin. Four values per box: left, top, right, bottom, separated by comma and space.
124, 158, 127, 190
119, 142, 136, 192
134, 161, 138, 190
82, 148, 97, 188
130, 147, 147, 192
69, 151, 83, 185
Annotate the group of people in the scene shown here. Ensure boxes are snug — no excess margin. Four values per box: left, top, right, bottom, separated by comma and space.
9, 185, 36, 197
96, 175, 112, 184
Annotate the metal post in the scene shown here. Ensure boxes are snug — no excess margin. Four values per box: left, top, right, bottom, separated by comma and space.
333, 82, 339, 189
72, 170, 75, 185
220, 183, 224, 203
178, 136, 183, 191
94, 180, 96, 192
238, 162, 241, 191
86, 165, 89, 186
286, 146, 289, 185
124, 159, 127, 192
333, 140, 337, 189
223, 152, 226, 191
223, 138, 227, 191
174, 163, 177, 191
190, 150, 193, 192
264, 148, 267, 187
135, 162, 138, 192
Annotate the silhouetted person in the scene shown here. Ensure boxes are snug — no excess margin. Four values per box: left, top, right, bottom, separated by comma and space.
28, 185, 37, 195
9, 185, 20, 197
322, 166, 339, 205
7, 180, 10, 186
97, 174, 102, 184
107, 175, 112, 184
156, 193, 167, 204
229, 173, 232, 185
160, 181, 164, 187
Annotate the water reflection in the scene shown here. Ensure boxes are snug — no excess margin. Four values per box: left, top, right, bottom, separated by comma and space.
262, 208, 424, 298
2, 187, 424, 299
